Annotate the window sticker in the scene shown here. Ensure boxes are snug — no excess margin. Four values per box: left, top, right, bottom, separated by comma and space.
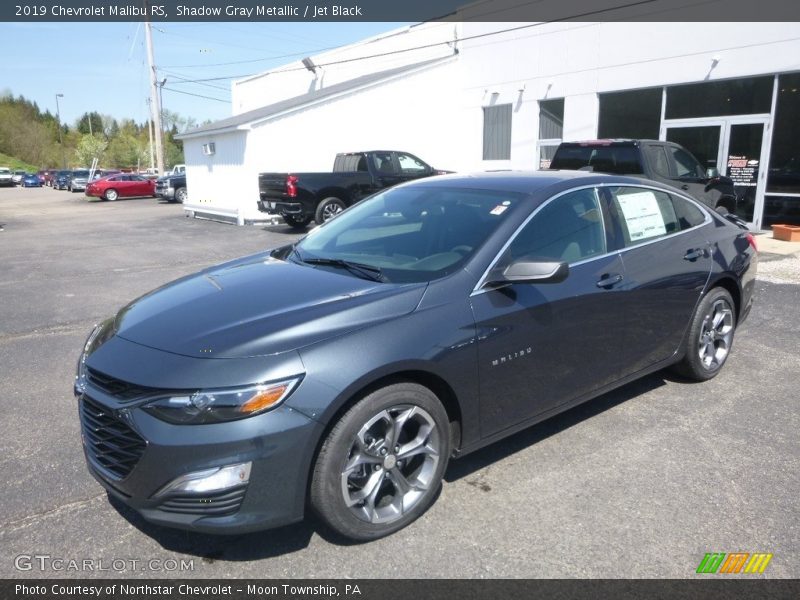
616, 191, 667, 241
490, 205, 508, 215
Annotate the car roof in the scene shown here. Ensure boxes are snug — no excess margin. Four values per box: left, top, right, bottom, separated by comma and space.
403, 170, 649, 194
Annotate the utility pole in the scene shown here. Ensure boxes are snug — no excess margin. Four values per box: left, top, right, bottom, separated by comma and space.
55, 93, 65, 169
146, 98, 155, 170
144, 4, 164, 174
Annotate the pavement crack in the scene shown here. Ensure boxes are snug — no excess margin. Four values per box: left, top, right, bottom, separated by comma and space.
0, 493, 107, 535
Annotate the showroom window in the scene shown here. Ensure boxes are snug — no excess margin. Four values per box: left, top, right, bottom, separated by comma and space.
767, 73, 800, 195
765, 72, 800, 226
537, 99, 564, 169
483, 104, 512, 160
598, 88, 662, 139
665, 77, 773, 119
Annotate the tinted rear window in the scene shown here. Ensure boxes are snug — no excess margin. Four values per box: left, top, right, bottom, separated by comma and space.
551, 145, 644, 175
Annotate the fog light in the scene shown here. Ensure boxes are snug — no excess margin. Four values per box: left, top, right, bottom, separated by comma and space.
154, 462, 251, 497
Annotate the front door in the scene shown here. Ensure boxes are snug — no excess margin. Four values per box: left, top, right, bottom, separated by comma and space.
471, 187, 628, 438
662, 117, 769, 229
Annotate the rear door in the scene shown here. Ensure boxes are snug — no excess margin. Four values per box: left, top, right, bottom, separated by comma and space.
603, 184, 713, 373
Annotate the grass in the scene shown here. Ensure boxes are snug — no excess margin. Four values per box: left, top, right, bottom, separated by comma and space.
0, 152, 39, 172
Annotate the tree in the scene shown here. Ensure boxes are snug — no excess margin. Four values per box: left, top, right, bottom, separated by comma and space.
74, 134, 108, 167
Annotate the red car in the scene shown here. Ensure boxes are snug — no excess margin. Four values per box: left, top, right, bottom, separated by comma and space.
85, 174, 156, 201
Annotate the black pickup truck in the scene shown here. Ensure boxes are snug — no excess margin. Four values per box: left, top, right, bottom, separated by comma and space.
549, 140, 737, 212
258, 150, 448, 228
155, 173, 187, 203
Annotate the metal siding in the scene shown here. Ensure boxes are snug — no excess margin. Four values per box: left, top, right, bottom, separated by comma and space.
483, 104, 512, 160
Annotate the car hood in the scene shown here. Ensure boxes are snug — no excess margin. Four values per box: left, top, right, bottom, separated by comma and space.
114, 254, 426, 359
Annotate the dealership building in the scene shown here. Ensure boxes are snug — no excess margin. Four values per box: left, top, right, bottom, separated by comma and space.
178, 17, 800, 230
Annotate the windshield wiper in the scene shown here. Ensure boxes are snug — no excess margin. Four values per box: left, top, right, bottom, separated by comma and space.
301, 257, 385, 282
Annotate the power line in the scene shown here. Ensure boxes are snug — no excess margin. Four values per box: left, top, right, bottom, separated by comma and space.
161, 86, 230, 104
159, 69, 231, 92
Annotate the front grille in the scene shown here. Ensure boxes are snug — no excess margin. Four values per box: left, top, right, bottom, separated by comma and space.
80, 396, 146, 480
86, 367, 155, 401
159, 486, 247, 517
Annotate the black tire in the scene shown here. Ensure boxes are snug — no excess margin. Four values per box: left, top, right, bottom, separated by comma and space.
310, 383, 450, 542
174, 187, 187, 203
282, 214, 312, 230
104, 189, 118, 202
672, 287, 736, 381
314, 197, 347, 225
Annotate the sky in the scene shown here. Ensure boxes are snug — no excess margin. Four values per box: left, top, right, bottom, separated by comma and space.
1, 21, 409, 128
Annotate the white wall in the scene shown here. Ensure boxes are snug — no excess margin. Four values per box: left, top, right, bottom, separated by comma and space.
232, 21, 459, 115
245, 59, 460, 174
183, 131, 255, 218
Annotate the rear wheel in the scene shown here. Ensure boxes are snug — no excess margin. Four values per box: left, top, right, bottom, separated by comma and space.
310, 383, 450, 541
104, 189, 118, 202
315, 197, 346, 225
672, 287, 736, 381
282, 214, 312, 229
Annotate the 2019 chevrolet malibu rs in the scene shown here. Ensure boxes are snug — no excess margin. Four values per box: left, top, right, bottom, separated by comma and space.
75, 172, 757, 541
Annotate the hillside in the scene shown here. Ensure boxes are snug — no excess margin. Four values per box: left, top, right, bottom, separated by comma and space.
0, 152, 38, 172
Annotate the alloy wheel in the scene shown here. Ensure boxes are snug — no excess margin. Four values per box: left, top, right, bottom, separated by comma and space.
341, 405, 441, 524
698, 298, 734, 370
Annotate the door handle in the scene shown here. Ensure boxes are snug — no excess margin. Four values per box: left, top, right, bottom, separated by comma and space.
596, 273, 623, 288
684, 248, 704, 261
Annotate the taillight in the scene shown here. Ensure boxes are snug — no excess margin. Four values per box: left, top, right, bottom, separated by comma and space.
746, 232, 757, 251
286, 175, 298, 198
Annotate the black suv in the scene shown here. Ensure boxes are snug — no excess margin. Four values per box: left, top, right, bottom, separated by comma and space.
549, 140, 737, 212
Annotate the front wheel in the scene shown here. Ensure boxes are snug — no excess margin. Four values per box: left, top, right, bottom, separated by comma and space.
104, 189, 118, 202
672, 287, 736, 381
174, 187, 187, 203
310, 383, 450, 541
314, 197, 346, 225
282, 214, 312, 230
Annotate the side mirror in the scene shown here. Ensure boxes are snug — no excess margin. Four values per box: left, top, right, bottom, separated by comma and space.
706, 167, 720, 179
488, 259, 569, 286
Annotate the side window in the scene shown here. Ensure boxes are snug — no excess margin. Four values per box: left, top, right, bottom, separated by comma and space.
396, 153, 428, 174
644, 145, 671, 178
373, 152, 395, 174
670, 147, 703, 178
505, 188, 606, 264
356, 155, 368, 172
608, 186, 680, 246
672, 195, 707, 230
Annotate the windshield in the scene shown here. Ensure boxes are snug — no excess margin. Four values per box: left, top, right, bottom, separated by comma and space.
72, 170, 90, 178
294, 185, 525, 283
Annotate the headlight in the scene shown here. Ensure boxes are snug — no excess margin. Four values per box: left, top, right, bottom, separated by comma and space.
75, 317, 116, 394
142, 378, 301, 425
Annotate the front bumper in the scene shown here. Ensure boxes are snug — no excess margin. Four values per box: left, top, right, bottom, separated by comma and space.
155, 184, 175, 200
71, 181, 88, 191
76, 383, 324, 534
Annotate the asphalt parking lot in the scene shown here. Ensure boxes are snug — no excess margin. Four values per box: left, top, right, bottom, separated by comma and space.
0, 186, 798, 579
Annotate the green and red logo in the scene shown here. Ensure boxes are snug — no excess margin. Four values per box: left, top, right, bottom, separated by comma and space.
696, 552, 773, 574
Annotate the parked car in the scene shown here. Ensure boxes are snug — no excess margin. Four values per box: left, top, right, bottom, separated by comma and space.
0, 167, 13, 187
75, 171, 756, 541
12, 170, 26, 185
53, 170, 72, 190
155, 172, 187, 203
42, 169, 58, 186
85, 173, 157, 201
258, 150, 449, 228
549, 140, 738, 212
68, 169, 92, 193
22, 173, 42, 187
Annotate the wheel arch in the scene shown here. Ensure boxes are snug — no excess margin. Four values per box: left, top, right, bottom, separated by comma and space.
302, 366, 464, 502
316, 188, 350, 205
707, 274, 742, 322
